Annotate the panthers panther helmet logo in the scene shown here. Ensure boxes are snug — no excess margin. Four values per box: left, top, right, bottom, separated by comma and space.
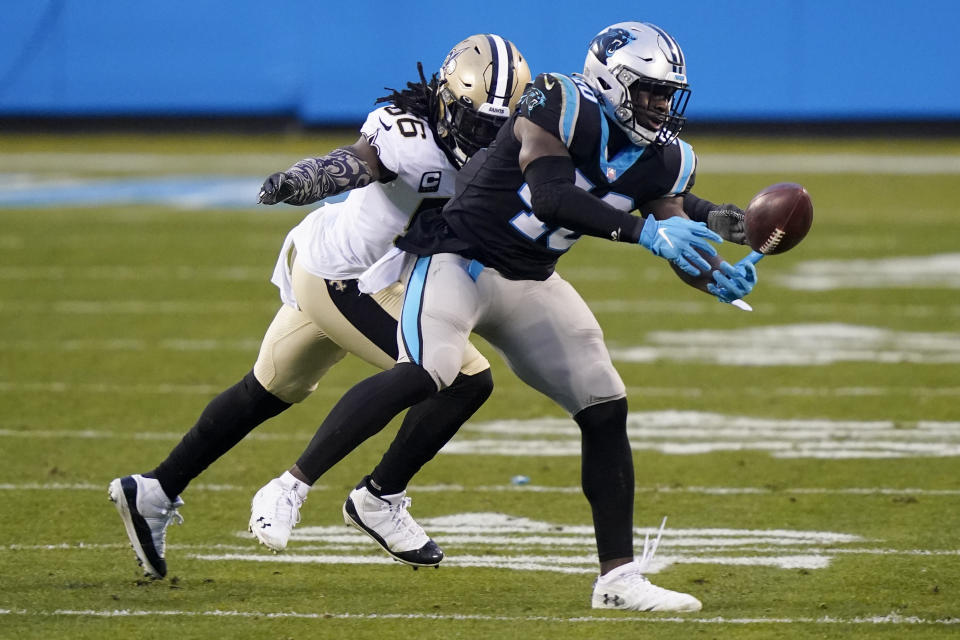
589, 27, 635, 65
582, 22, 690, 147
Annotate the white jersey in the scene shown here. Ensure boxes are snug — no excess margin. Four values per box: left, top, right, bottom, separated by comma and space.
272, 105, 457, 308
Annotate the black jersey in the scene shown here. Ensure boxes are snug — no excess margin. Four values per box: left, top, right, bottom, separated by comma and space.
398, 72, 698, 281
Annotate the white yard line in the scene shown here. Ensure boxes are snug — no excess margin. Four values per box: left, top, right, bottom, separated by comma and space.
1, 381, 957, 399
1, 607, 957, 625
1, 480, 958, 497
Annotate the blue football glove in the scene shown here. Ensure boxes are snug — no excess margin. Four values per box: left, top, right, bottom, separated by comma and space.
637, 215, 722, 276
708, 254, 760, 303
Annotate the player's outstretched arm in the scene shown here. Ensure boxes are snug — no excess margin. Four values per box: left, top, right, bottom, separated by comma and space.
683, 193, 747, 245
258, 135, 388, 206
514, 117, 722, 275
636, 215, 721, 276
648, 196, 759, 303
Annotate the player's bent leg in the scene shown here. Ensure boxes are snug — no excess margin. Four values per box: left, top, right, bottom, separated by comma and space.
150, 370, 293, 501
370, 367, 494, 494
481, 271, 625, 415
107, 474, 184, 579
343, 475, 443, 567
291, 261, 400, 370
292, 363, 438, 484
249, 472, 309, 551
248, 363, 438, 552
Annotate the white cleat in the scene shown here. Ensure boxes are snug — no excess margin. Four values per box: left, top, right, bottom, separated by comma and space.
591, 560, 702, 612
343, 479, 443, 567
108, 474, 183, 579
249, 477, 305, 551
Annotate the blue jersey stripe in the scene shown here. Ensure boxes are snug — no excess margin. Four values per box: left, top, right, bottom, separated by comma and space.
400, 256, 431, 364
555, 74, 580, 147
670, 140, 696, 194
597, 114, 645, 181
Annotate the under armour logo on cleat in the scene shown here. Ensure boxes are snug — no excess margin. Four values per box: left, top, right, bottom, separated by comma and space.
255, 517, 270, 529
602, 593, 624, 606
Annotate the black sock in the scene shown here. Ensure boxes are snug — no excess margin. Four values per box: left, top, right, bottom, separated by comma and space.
150, 370, 291, 500
371, 368, 494, 494
575, 398, 634, 562
295, 363, 436, 484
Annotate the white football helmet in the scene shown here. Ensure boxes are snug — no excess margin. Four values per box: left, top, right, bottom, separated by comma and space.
581, 22, 691, 147
436, 34, 531, 167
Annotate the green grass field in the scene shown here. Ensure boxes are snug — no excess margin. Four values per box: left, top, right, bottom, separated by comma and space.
1, 132, 959, 639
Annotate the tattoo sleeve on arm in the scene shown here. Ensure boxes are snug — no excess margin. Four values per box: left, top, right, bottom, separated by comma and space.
283, 148, 374, 205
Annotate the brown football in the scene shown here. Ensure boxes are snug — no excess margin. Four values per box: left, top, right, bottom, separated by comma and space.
744, 183, 813, 254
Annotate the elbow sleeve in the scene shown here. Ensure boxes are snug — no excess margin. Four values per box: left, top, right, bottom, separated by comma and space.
523, 155, 644, 242
526, 155, 575, 226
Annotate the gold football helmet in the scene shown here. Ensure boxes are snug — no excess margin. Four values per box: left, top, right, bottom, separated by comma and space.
436, 34, 531, 167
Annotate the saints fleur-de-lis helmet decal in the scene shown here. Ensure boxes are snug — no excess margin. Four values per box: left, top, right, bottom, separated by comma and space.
435, 34, 531, 168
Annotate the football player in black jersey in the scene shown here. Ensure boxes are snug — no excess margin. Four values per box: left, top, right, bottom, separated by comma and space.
260, 22, 759, 611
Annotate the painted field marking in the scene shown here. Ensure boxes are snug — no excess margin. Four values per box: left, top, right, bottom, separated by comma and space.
777, 253, 960, 290
2, 607, 958, 625
3, 409, 960, 459
234, 513, 868, 574
1, 381, 956, 400
3, 323, 958, 365
3, 481, 960, 498
183, 511, 960, 575
450, 411, 960, 459
609, 323, 960, 366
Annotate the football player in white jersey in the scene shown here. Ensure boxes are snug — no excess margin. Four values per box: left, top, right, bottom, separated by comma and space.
108, 34, 531, 579
252, 22, 759, 611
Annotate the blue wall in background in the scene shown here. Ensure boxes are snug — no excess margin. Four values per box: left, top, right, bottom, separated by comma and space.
2, 0, 958, 124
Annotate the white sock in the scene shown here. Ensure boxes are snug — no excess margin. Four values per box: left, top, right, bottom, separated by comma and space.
280, 471, 311, 500
598, 560, 640, 582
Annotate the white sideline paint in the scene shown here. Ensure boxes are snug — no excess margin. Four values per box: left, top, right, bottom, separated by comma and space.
609, 323, 960, 366
2, 608, 959, 626
776, 253, 960, 290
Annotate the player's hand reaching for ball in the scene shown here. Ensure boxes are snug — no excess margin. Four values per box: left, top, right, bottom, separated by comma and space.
637, 215, 723, 276
708, 254, 759, 303
706, 204, 747, 245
